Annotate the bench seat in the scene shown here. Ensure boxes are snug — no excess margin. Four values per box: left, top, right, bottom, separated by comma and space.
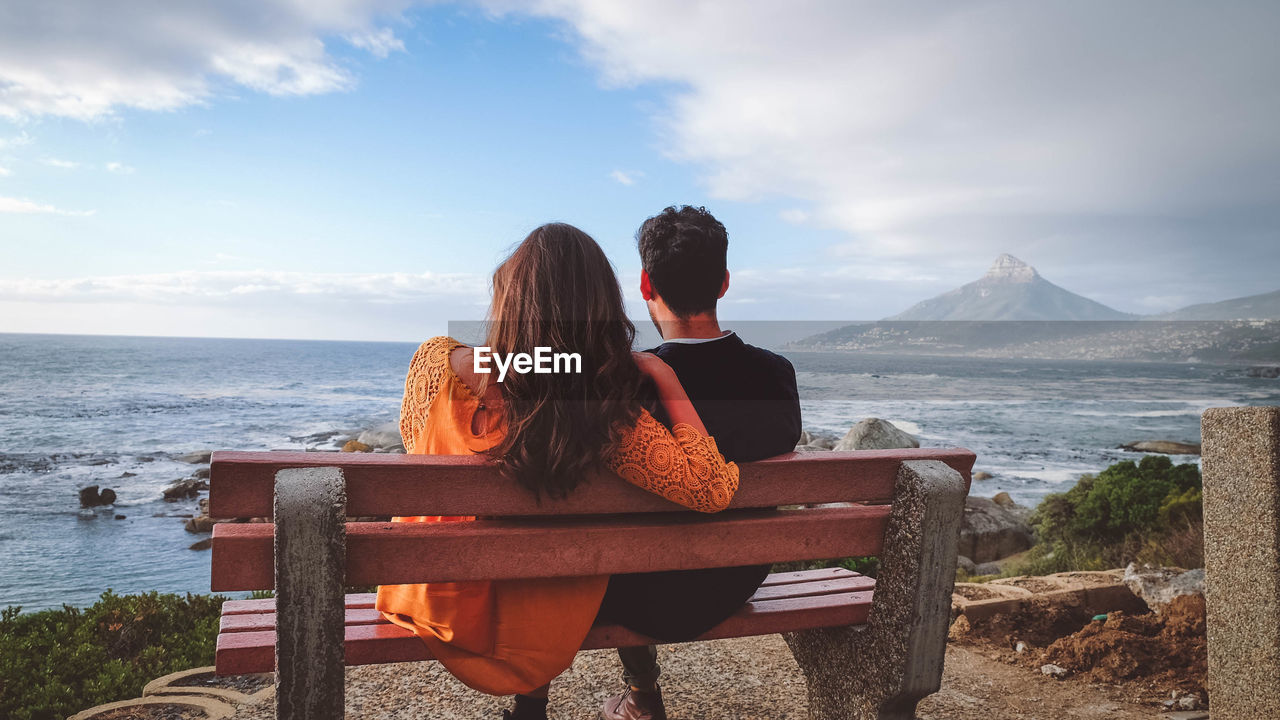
215, 567, 874, 675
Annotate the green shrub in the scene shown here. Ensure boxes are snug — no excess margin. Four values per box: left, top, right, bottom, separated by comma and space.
1016, 455, 1203, 575
0, 591, 224, 720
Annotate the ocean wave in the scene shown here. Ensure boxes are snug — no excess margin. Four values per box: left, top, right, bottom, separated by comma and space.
1068, 409, 1203, 418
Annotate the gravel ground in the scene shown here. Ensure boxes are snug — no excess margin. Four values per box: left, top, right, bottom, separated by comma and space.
231, 636, 1161, 720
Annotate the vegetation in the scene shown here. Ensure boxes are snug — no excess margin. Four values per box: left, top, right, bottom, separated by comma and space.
1015, 455, 1203, 575
0, 591, 224, 720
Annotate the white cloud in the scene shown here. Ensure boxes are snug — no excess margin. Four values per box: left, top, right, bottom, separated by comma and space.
0, 166, 10, 177
105, 162, 136, 174
0, 2, 421, 120
610, 169, 641, 186
348, 27, 406, 58
494, 1, 1280, 289
0, 270, 488, 305
0, 196, 95, 216
0, 132, 33, 150
779, 209, 808, 225
41, 158, 78, 169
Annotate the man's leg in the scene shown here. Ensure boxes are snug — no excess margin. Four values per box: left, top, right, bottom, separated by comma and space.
506, 684, 550, 720
601, 645, 666, 720
618, 645, 660, 689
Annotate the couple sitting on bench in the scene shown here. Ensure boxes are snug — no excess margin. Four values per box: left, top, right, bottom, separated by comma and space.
375, 206, 802, 720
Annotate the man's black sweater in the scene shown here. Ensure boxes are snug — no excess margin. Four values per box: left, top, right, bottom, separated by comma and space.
597, 331, 802, 641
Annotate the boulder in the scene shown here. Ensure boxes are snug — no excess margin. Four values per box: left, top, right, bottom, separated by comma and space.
957, 496, 1033, 563
973, 562, 1003, 576
1122, 564, 1205, 611
357, 421, 405, 452
185, 515, 216, 533
342, 440, 372, 453
991, 491, 1016, 509
973, 471, 993, 481
162, 477, 206, 501
1119, 440, 1201, 455
833, 418, 919, 451
177, 450, 213, 464
189, 538, 213, 551
78, 486, 116, 508
956, 555, 977, 574
1246, 365, 1280, 379
193, 467, 211, 480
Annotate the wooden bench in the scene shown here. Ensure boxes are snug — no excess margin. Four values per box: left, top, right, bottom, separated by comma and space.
208, 447, 974, 720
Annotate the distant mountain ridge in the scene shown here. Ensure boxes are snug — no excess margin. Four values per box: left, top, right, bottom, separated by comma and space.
887, 254, 1135, 321
1152, 288, 1280, 321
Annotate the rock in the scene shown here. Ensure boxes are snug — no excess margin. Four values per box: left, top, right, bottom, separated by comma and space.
185, 515, 216, 533
1246, 365, 1280, 379
972, 471, 993, 481
342, 439, 373, 453
958, 496, 1033, 563
189, 538, 213, 551
1123, 564, 1205, 610
119, 471, 137, 478
357, 421, 405, 452
991, 491, 1016, 508
809, 433, 837, 450
833, 418, 919, 451
177, 450, 213, 464
79, 485, 117, 508
193, 467, 211, 479
1015, 641, 1027, 654
1040, 663, 1069, 679
973, 562, 1003, 576
956, 555, 976, 574
162, 477, 206, 501
1177, 695, 1204, 710
1119, 440, 1201, 455
114, 514, 126, 520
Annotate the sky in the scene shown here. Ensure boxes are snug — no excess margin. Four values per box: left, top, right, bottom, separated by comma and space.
1, 1, 1278, 341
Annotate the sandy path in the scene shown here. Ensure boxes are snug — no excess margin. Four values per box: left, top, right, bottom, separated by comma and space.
230, 636, 1160, 719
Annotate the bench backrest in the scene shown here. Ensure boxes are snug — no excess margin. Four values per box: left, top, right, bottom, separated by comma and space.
209, 448, 974, 592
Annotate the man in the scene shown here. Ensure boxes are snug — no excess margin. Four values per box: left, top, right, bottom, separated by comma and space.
599, 205, 802, 720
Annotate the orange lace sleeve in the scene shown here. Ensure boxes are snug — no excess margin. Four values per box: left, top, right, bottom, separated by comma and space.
399, 336, 463, 454
605, 409, 739, 513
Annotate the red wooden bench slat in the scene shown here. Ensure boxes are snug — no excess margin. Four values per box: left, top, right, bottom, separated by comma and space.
221, 592, 378, 616
218, 570, 873, 635
210, 506, 891, 591
209, 448, 975, 518
220, 568, 858, 615
216, 589, 875, 675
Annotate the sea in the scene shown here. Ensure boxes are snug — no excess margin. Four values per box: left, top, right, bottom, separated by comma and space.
2, 332, 1278, 612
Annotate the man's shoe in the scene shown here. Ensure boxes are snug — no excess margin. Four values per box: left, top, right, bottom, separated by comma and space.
599, 685, 667, 720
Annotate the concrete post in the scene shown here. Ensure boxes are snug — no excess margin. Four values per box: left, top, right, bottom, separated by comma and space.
784, 459, 967, 719
1201, 406, 1280, 720
274, 467, 347, 720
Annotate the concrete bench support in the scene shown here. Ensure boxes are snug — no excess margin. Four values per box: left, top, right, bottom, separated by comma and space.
274, 467, 347, 720
784, 459, 966, 720
1202, 406, 1280, 720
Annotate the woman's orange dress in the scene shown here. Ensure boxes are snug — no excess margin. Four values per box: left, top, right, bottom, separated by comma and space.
374, 337, 740, 695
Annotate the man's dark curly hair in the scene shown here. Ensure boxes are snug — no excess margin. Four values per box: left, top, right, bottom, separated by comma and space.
636, 205, 728, 317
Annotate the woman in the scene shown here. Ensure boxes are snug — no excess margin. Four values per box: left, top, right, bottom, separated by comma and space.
375, 223, 739, 719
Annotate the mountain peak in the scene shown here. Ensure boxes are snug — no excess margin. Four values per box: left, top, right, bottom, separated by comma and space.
984, 254, 1038, 283
886, 253, 1132, 321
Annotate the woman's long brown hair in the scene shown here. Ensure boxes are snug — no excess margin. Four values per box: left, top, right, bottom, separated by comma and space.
484, 223, 649, 498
